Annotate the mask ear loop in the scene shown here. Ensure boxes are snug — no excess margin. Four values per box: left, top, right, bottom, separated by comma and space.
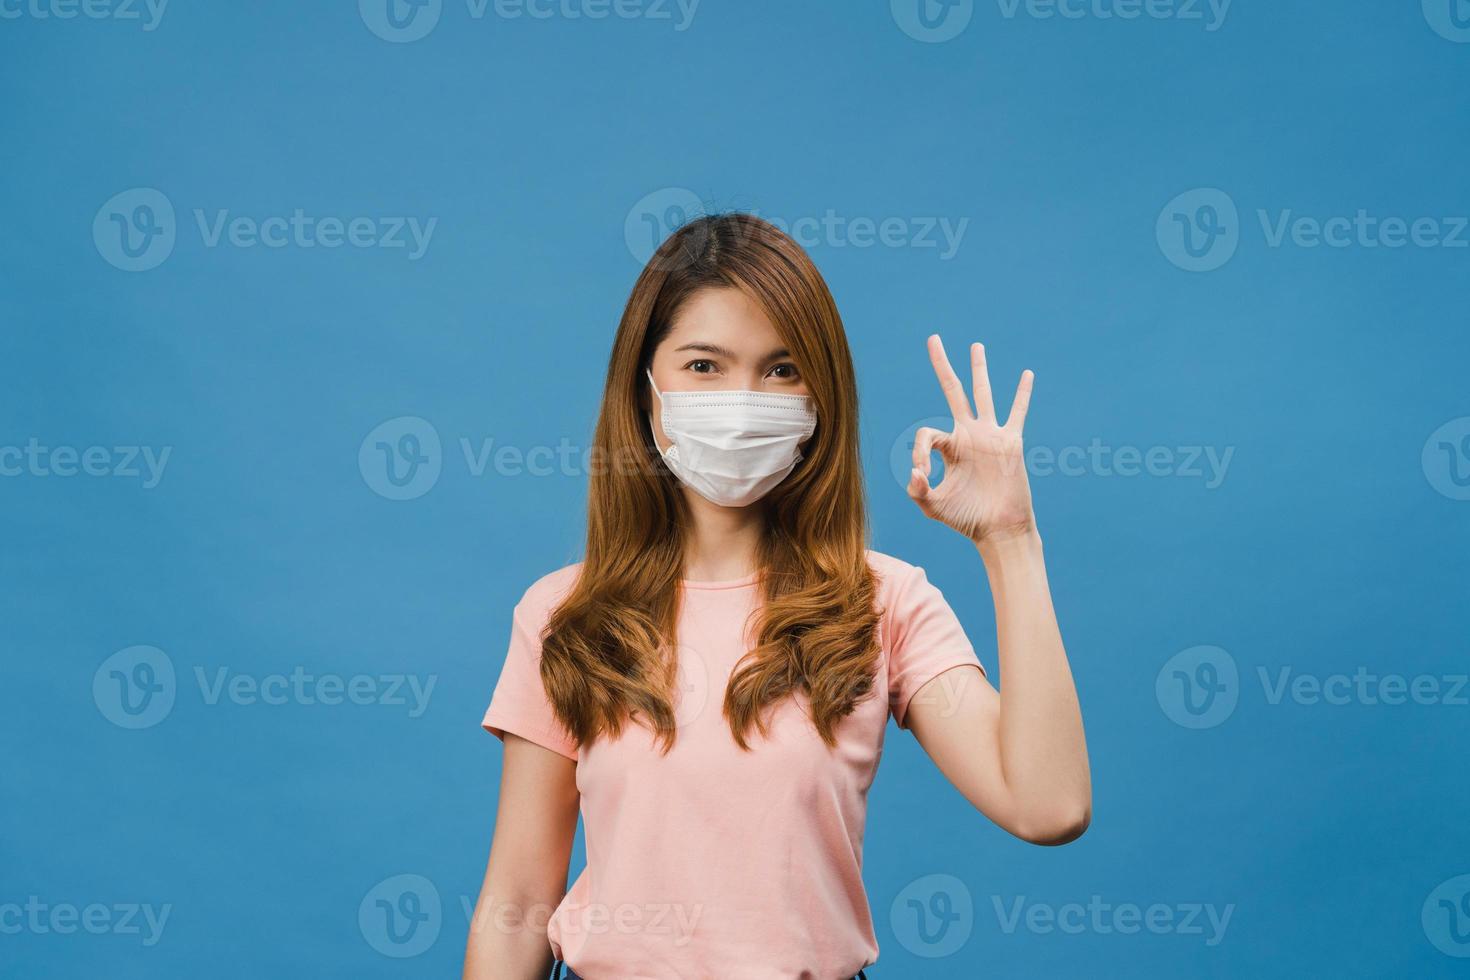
645, 368, 674, 460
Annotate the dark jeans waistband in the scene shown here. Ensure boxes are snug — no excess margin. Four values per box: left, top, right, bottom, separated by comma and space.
551, 964, 869, 980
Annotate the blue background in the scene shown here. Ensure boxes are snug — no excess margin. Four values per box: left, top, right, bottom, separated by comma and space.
3, 0, 1468, 976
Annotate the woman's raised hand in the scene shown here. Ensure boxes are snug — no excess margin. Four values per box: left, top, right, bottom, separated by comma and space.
907, 334, 1037, 545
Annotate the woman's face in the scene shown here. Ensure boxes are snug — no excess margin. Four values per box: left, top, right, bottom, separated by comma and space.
645, 287, 807, 455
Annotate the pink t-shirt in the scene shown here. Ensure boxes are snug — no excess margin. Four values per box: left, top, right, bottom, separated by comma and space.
481, 549, 985, 980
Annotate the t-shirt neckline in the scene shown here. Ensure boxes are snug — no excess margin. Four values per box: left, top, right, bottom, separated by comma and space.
679, 571, 761, 590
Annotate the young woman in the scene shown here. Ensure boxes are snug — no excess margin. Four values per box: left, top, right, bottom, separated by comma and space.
463, 214, 1090, 980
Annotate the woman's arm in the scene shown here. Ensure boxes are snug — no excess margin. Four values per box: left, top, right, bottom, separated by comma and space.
907, 531, 1090, 844
901, 335, 1091, 845
463, 734, 580, 980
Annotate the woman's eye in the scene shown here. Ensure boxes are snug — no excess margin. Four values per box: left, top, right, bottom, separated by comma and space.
688, 359, 716, 374
769, 363, 800, 380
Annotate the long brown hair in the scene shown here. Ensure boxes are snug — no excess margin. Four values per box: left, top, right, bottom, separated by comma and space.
539, 213, 880, 751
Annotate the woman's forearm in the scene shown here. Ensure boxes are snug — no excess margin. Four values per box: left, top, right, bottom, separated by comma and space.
463, 736, 579, 980
462, 890, 559, 980
978, 528, 1091, 843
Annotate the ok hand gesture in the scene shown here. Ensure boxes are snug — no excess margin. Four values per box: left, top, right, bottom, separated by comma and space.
907, 334, 1037, 545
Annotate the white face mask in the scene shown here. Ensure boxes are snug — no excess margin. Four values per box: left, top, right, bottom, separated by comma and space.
646, 368, 818, 508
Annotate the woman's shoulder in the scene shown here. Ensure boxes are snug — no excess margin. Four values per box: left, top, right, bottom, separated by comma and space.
864, 548, 926, 599
513, 561, 585, 617
864, 547, 923, 578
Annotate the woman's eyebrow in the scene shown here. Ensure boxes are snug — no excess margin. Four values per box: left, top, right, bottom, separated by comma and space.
672, 342, 737, 357
671, 342, 792, 361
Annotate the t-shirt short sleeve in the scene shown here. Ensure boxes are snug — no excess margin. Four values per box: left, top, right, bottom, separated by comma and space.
481, 585, 580, 762
884, 559, 987, 729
